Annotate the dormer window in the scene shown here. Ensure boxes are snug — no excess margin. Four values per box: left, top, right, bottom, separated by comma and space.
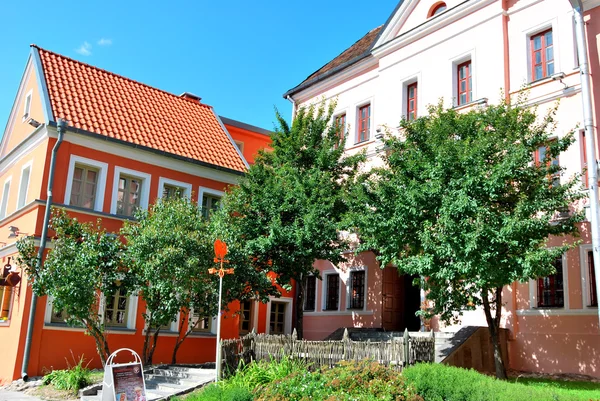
428, 2, 447, 18
22, 91, 32, 121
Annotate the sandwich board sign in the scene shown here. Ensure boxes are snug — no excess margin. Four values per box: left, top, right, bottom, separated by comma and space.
102, 349, 148, 401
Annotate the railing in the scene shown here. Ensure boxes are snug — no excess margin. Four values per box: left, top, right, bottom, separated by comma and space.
221, 328, 435, 374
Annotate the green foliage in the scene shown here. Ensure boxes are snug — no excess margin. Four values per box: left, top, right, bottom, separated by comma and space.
403, 363, 600, 401
255, 360, 422, 401
352, 99, 583, 321
42, 355, 92, 393
16, 208, 131, 364
219, 101, 364, 336
185, 384, 253, 401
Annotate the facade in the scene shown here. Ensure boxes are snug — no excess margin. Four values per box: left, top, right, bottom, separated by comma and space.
285, 0, 600, 378
0, 45, 291, 383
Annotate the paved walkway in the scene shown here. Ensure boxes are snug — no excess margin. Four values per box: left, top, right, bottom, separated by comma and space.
0, 390, 45, 401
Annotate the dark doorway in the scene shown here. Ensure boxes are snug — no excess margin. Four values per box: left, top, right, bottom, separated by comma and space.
382, 267, 422, 331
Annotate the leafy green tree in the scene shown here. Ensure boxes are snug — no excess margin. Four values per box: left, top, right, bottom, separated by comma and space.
122, 197, 276, 364
350, 99, 584, 379
220, 102, 364, 338
16, 208, 132, 366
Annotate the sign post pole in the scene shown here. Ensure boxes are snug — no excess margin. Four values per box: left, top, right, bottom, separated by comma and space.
209, 239, 233, 382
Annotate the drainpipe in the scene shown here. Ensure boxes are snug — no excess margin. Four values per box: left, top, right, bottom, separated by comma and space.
286, 95, 297, 122
502, 0, 511, 103
21, 118, 67, 380
570, 0, 600, 330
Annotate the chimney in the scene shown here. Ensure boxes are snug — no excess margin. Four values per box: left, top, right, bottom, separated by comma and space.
180, 92, 202, 103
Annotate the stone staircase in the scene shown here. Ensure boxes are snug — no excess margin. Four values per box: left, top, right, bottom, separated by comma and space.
80, 365, 216, 401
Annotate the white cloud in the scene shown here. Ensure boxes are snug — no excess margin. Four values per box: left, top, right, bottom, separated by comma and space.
97, 38, 112, 46
75, 42, 92, 56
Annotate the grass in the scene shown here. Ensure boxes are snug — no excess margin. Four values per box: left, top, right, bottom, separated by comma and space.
512, 377, 600, 400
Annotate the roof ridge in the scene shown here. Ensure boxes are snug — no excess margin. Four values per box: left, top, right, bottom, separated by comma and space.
30, 44, 212, 110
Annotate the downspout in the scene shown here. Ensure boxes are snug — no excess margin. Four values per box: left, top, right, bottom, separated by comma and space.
502, 0, 511, 103
571, 0, 600, 331
21, 118, 66, 380
286, 95, 297, 122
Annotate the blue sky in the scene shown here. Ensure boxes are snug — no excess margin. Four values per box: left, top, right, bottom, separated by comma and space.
0, 1, 398, 132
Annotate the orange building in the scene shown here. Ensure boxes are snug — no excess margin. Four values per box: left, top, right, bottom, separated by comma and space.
0, 45, 288, 383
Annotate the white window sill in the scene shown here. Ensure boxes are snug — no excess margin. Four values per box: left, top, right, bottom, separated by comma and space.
306, 310, 374, 317
516, 308, 598, 316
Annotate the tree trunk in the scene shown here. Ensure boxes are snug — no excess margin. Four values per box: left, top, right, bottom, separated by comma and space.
86, 322, 110, 366
482, 286, 508, 380
295, 279, 305, 339
147, 329, 160, 365
171, 316, 189, 364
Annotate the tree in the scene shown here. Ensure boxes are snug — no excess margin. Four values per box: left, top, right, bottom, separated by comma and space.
220, 102, 364, 338
122, 197, 276, 364
16, 208, 132, 366
350, 99, 584, 379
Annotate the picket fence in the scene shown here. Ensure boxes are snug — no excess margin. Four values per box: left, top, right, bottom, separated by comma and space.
221, 328, 435, 374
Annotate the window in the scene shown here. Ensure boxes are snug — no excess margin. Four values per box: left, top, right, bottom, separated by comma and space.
531, 30, 554, 81
269, 301, 286, 334
534, 141, 560, 186
407, 83, 418, 121
457, 61, 472, 106
104, 289, 129, 327
349, 271, 366, 309
234, 140, 245, 154
357, 104, 371, 143
428, 2, 447, 17
334, 114, 347, 148
116, 175, 141, 216
0, 179, 11, 219
191, 309, 212, 333
0, 264, 14, 322
202, 194, 221, 220
17, 164, 31, 209
586, 251, 598, 307
239, 300, 253, 334
158, 178, 191, 201
303, 276, 316, 311
50, 308, 67, 324
71, 165, 100, 209
325, 274, 340, 311
537, 258, 564, 308
22, 91, 32, 120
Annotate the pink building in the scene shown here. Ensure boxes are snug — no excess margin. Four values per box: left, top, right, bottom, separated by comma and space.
284, 0, 600, 378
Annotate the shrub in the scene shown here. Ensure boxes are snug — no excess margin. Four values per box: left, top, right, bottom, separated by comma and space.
42, 355, 92, 393
256, 360, 423, 401
403, 363, 598, 401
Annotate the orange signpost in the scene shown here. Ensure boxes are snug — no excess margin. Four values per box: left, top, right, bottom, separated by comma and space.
208, 239, 233, 381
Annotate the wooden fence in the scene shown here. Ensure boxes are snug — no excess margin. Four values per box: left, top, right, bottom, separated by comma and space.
221, 328, 435, 374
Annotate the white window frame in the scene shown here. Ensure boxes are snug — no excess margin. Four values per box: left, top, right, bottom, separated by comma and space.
401, 74, 420, 121
528, 252, 568, 311
189, 308, 217, 335
110, 167, 151, 216
265, 296, 293, 335
354, 98, 374, 145
579, 244, 598, 309
64, 155, 108, 212
22, 90, 32, 121
0, 177, 12, 220
143, 306, 179, 333
99, 292, 139, 331
451, 51, 476, 107
346, 266, 368, 312
523, 19, 559, 83
199, 187, 225, 218
158, 177, 192, 199
321, 269, 341, 312
332, 110, 348, 149
17, 160, 33, 210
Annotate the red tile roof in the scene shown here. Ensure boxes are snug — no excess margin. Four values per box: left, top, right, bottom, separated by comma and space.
34, 45, 247, 173
283, 26, 382, 98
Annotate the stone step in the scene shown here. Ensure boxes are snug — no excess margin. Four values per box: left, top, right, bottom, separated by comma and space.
148, 368, 212, 380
